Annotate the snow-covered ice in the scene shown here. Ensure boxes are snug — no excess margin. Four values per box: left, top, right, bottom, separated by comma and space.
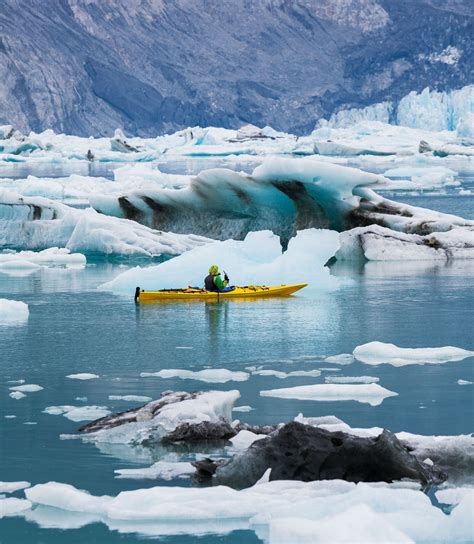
353, 342, 474, 366
260, 383, 397, 406
0, 299, 29, 324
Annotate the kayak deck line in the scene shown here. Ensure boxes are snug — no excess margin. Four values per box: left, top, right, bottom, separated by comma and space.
135, 283, 308, 302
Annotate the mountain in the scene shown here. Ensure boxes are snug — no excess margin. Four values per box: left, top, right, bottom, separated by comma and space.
0, 0, 472, 136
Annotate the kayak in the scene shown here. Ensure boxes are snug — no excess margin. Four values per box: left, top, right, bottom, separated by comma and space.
135, 283, 307, 302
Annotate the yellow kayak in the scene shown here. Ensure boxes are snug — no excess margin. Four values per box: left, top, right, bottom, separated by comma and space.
136, 283, 307, 302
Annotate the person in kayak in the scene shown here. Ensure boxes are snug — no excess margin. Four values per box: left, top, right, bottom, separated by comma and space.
204, 265, 229, 292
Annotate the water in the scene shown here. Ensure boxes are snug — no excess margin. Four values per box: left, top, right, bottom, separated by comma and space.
1, 257, 473, 542
1, 159, 473, 542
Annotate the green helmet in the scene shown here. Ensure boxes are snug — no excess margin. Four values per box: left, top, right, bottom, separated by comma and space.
209, 265, 219, 275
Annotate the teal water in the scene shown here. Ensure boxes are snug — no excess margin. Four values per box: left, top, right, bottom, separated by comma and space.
0, 159, 473, 542
1, 257, 473, 542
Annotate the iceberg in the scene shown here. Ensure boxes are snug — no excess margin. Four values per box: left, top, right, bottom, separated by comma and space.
0, 191, 210, 257
115, 461, 194, 481
101, 229, 340, 294
353, 342, 474, 367
89, 158, 473, 244
0, 248, 86, 270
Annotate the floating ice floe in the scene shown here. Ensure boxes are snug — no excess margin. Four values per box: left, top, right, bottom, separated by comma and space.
140, 369, 250, 383
260, 383, 397, 406
324, 376, 379, 384
0, 248, 85, 275
381, 166, 460, 191
115, 461, 194, 481
102, 229, 340, 293
353, 342, 474, 366
336, 225, 474, 261
0, 482, 31, 493
108, 395, 152, 402
9, 384, 43, 393
19, 478, 473, 542
232, 405, 254, 412
43, 405, 111, 422
9, 392, 26, 400
229, 430, 267, 450
66, 373, 99, 380
324, 354, 354, 365
251, 369, 322, 379
457, 379, 473, 385
0, 190, 210, 257
0, 497, 32, 519
0, 299, 29, 324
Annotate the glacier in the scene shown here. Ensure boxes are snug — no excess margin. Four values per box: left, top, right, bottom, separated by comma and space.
323, 85, 474, 133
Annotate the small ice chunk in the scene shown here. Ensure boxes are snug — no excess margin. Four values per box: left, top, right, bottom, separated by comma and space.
7, 379, 25, 384
9, 384, 43, 392
0, 497, 32, 518
324, 354, 355, 365
229, 430, 267, 450
354, 342, 474, 366
457, 379, 473, 385
44, 405, 110, 422
140, 369, 249, 383
423, 458, 434, 466
75, 397, 88, 402
232, 405, 254, 412
251, 369, 322, 379
109, 395, 152, 402
23, 422, 37, 425
9, 391, 26, 400
325, 376, 379, 384
261, 383, 398, 406
0, 299, 29, 324
4, 415, 16, 419
0, 481, 31, 493
115, 461, 194, 480
66, 373, 99, 380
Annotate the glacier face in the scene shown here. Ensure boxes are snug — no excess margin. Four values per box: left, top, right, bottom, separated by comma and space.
0, 0, 472, 136
323, 85, 474, 132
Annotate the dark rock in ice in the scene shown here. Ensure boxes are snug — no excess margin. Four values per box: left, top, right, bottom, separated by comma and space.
78, 391, 199, 433
197, 422, 447, 489
192, 458, 227, 484
162, 418, 236, 444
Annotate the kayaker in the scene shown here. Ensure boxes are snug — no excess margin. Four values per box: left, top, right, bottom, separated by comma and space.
204, 265, 229, 292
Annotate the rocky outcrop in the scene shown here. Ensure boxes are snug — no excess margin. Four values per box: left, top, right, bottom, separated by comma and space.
193, 422, 446, 489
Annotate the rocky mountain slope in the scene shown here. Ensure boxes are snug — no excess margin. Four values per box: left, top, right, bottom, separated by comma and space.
0, 0, 472, 136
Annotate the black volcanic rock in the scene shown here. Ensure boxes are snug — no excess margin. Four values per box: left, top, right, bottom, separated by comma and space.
195, 422, 447, 489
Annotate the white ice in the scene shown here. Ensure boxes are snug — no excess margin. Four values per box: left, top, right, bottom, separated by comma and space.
0, 298, 29, 324
9, 384, 43, 393
353, 341, 474, 366
43, 405, 111, 422
22, 478, 474, 542
324, 354, 354, 365
66, 373, 99, 380
457, 379, 473, 385
140, 369, 250, 383
232, 405, 254, 412
325, 376, 379, 384
229, 430, 268, 450
102, 229, 340, 293
115, 461, 194, 481
9, 391, 26, 400
0, 497, 32, 518
108, 395, 152, 402
260, 383, 397, 406
251, 369, 322, 379
0, 481, 31, 493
